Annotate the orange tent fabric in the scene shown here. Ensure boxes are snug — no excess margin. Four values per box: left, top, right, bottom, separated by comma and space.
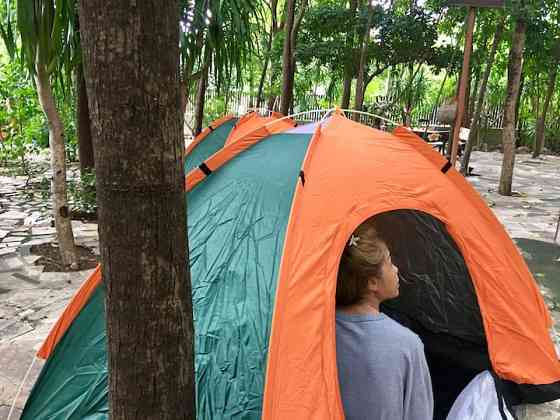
34, 113, 560, 419
224, 112, 296, 147
262, 114, 560, 419
37, 265, 103, 359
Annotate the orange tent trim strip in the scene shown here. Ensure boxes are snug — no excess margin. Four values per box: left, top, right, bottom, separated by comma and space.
37, 265, 103, 359
184, 114, 235, 157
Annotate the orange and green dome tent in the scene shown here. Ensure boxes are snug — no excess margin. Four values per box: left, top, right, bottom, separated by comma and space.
21, 110, 560, 419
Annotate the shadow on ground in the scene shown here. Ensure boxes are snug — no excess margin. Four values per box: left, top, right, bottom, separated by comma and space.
515, 238, 560, 300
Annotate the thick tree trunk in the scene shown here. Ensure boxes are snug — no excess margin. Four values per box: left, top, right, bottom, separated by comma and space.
533, 66, 557, 158
354, 4, 373, 111
78, 2, 195, 419
499, 17, 526, 196
77, 64, 95, 174
194, 46, 211, 135
280, 0, 296, 115
35, 65, 78, 268
461, 18, 504, 175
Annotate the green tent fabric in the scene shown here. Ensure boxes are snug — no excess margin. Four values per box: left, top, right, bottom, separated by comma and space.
22, 285, 108, 419
189, 132, 311, 417
184, 118, 237, 174
22, 131, 312, 419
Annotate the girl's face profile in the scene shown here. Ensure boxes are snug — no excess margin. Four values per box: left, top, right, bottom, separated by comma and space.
372, 248, 399, 302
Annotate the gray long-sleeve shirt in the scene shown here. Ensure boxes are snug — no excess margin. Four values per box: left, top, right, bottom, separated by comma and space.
335, 311, 434, 420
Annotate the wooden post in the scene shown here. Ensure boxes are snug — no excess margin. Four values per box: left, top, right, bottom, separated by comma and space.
450, 6, 476, 166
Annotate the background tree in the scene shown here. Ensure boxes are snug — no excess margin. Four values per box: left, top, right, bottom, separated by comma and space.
341, 0, 359, 109
1, 0, 78, 268
525, 13, 560, 158
78, 1, 195, 418
354, 1, 374, 111
75, 22, 95, 176
533, 53, 559, 158
182, 0, 262, 134
280, 0, 307, 115
461, 13, 505, 174
3, 0, 560, 212
296, 2, 443, 116
256, 0, 281, 108
499, 12, 527, 196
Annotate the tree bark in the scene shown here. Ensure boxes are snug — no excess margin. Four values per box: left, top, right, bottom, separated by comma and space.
461, 17, 504, 175
467, 27, 490, 127
499, 17, 526, 196
464, 28, 485, 128
194, 45, 211, 135
467, 72, 480, 126
462, 61, 472, 128
353, 3, 373, 112
35, 64, 78, 268
78, 2, 195, 419
341, 72, 353, 110
533, 65, 558, 158
280, 0, 296, 115
514, 70, 525, 137
77, 64, 95, 174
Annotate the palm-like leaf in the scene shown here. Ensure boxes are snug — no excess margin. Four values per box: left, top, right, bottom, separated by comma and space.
0, 1, 17, 58
180, 0, 264, 94
1, 0, 77, 79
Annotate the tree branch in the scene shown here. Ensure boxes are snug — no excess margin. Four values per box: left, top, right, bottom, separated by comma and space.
365, 63, 390, 88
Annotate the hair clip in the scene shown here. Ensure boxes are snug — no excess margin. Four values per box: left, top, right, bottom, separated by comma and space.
348, 234, 360, 247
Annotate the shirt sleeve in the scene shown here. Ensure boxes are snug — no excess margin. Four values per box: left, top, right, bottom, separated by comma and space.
403, 338, 434, 420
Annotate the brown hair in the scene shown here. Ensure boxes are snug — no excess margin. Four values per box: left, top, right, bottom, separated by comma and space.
336, 218, 388, 307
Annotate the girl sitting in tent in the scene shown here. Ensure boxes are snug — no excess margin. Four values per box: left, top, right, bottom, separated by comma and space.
335, 218, 434, 420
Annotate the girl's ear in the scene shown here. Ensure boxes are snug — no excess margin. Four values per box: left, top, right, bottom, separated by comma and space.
367, 277, 379, 293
